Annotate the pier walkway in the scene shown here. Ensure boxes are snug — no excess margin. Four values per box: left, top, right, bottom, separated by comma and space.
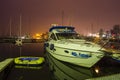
86, 73, 120, 80
0, 58, 13, 72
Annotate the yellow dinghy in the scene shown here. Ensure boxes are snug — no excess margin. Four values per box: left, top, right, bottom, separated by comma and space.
14, 56, 45, 66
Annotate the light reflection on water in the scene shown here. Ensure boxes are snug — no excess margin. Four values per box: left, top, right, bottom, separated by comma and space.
0, 43, 44, 61
0, 43, 120, 80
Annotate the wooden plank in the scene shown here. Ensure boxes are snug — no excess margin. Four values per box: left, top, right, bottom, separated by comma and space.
0, 58, 13, 72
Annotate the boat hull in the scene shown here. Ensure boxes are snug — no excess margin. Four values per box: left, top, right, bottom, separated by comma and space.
45, 46, 104, 68
46, 53, 95, 80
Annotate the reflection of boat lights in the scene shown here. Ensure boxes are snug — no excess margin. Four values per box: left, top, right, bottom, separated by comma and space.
95, 68, 99, 74
15, 65, 42, 69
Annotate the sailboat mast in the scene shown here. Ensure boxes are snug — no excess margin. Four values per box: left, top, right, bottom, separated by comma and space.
19, 15, 22, 37
91, 23, 93, 34
61, 10, 64, 26
9, 17, 12, 37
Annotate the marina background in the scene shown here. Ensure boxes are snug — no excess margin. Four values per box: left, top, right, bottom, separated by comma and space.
0, 42, 120, 80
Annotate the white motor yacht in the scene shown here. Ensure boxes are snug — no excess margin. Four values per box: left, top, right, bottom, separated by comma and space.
44, 26, 105, 68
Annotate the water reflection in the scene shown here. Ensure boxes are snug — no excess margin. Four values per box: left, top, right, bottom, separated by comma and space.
46, 53, 96, 80
45, 52, 120, 80
0, 43, 44, 61
15, 65, 42, 69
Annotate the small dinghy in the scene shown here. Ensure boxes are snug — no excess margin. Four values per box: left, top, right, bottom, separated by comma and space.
14, 56, 45, 66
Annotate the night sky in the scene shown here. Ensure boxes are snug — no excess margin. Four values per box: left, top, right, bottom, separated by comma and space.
0, 0, 120, 36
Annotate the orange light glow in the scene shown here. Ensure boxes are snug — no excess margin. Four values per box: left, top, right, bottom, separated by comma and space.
32, 33, 42, 39
36, 33, 40, 37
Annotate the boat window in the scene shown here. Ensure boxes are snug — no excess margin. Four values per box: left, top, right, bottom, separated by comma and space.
56, 33, 83, 40
50, 33, 57, 40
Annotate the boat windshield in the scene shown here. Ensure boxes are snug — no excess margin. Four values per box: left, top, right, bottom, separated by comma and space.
56, 33, 82, 40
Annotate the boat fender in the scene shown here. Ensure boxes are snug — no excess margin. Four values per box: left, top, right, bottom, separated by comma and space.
50, 44, 54, 50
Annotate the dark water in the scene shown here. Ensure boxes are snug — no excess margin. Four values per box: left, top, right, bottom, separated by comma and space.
0, 43, 44, 60
0, 43, 120, 80
0, 43, 51, 80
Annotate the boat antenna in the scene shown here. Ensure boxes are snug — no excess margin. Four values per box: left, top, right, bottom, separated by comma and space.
69, 16, 72, 26
61, 10, 64, 26
91, 23, 93, 34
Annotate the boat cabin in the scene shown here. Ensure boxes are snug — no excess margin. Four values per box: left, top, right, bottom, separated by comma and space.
48, 26, 81, 41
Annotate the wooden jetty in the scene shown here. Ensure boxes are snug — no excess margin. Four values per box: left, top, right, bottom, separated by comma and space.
86, 73, 120, 80
0, 58, 13, 79
0, 38, 45, 43
0, 58, 13, 72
